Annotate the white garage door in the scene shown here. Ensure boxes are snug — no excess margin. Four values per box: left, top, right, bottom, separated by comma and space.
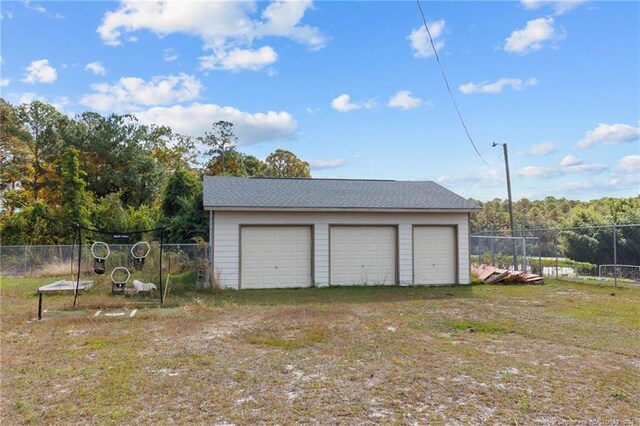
330, 226, 396, 285
241, 226, 312, 289
413, 226, 457, 284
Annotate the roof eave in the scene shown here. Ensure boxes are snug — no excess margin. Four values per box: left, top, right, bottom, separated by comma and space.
203, 206, 481, 213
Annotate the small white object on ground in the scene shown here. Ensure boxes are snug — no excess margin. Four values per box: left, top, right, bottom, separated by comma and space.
130, 309, 137, 318
94, 310, 102, 316
132, 279, 157, 292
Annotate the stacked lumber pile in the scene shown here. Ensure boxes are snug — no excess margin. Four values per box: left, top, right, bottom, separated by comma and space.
472, 264, 544, 285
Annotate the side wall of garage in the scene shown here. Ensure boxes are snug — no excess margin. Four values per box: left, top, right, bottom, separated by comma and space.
210, 211, 470, 289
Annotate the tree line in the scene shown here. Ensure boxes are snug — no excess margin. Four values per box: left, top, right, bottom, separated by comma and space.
0, 99, 311, 244
1, 98, 638, 266
470, 196, 640, 266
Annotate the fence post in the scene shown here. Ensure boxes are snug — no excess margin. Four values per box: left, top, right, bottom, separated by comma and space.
538, 236, 542, 276
612, 223, 618, 288
554, 229, 559, 280
24, 246, 28, 276
490, 226, 495, 265
522, 236, 527, 271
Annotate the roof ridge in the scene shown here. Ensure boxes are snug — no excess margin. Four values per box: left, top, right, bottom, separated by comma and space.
206, 176, 437, 183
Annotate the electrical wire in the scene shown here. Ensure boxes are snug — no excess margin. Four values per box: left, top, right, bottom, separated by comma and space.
415, 0, 489, 165
460, 151, 504, 196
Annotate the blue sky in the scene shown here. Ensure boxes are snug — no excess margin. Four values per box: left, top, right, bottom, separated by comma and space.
1, 0, 638, 201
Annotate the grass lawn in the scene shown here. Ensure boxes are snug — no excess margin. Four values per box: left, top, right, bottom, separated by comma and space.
1, 276, 639, 424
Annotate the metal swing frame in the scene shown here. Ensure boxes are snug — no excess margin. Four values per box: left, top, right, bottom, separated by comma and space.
72, 224, 165, 307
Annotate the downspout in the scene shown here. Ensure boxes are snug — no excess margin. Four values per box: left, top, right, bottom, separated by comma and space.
209, 210, 214, 270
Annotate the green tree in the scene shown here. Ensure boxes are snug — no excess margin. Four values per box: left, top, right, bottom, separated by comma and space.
199, 121, 238, 175
164, 185, 208, 243
16, 100, 65, 202
58, 147, 91, 242
24, 201, 58, 244
264, 149, 311, 178
161, 169, 200, 217
202, 150, 248, 177
91, 193, 129, 232
242, 154, 266, 176
128, 204, 158, 232
0, 100, 32, 200
160, 169, 207, 242
67, 112, 163, 207
150, 129, 197, 173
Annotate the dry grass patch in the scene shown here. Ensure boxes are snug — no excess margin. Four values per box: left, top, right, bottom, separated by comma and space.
1, 277, 639, 424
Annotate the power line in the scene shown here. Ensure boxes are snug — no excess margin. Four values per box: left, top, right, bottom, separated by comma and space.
460, 151, 504, 196
415, 0, 489, 165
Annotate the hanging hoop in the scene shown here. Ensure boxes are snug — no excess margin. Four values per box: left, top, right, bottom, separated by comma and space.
111, 267, 131, 293
131, 241, 151, 271
91, 242, 110, 274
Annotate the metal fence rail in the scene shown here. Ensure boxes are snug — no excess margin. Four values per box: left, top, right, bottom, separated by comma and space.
471, 223, 640, 286
0, 244, 209, 278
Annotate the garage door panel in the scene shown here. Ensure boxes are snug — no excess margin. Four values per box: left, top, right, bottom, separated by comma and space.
330, 226, 396, 285
414, 226, 456, 285
241, 226, 312, 289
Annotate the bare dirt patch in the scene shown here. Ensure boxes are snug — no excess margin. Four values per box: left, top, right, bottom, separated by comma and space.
1, 278, 638, 424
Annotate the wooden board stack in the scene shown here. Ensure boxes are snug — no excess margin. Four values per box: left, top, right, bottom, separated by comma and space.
472, 264, 544, 285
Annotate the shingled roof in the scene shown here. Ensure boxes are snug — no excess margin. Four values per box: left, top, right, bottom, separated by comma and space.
203, 176, 480, 212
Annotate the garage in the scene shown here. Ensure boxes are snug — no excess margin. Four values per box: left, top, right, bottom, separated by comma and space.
330, 226, 396, 285
413, 226, 457, 284
240, 226, 312, 289
205, 177, 479, 288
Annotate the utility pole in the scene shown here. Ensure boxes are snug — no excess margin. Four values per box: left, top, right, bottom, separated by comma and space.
493, 142, 517, 270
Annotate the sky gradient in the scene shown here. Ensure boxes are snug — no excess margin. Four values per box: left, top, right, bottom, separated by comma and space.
1, 0, 638, 201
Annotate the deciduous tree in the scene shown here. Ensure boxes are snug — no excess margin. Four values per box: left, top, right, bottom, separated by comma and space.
264, 149, 311, 178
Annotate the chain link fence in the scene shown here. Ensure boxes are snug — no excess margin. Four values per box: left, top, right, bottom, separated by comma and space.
0, 244, 209, 278
472, 223, 640, 286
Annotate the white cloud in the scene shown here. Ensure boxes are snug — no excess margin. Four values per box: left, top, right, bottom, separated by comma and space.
163, 48, 179, 62
560, 154, 582, 167
255, 0, 325, 50
459, 77, 538, 94
309, 159, 347, 170
408, 19, 445, 58
23, 1, 46, 14
504, 18, 561, 54
616, 155, 640, 174
15, 92, 70, 114
200, 46, 277, 71
331, 94, 361, 112
520, 0, 587, 15
362, 99, 378, 110
577, 123, 640, 149
437, 169, 503, 188
134, 103, 297, 146
85, 61, 106, 76
0, 78, 9, 87
518, 162, 606, 178
567, 164, 607, 174
529, 141, 556, 155
22, 59, 57, 84
97, 0, 324, 71
609, 175, 640, 190
517, 166, 561, 178
388, 90, 423, 109
79, 73, 202, 112
557, 181, 597, 193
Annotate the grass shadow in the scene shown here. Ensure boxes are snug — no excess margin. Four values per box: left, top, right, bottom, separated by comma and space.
208, 283, 477, 307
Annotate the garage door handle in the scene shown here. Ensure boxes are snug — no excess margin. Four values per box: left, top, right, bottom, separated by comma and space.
275, 266, 278, 269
